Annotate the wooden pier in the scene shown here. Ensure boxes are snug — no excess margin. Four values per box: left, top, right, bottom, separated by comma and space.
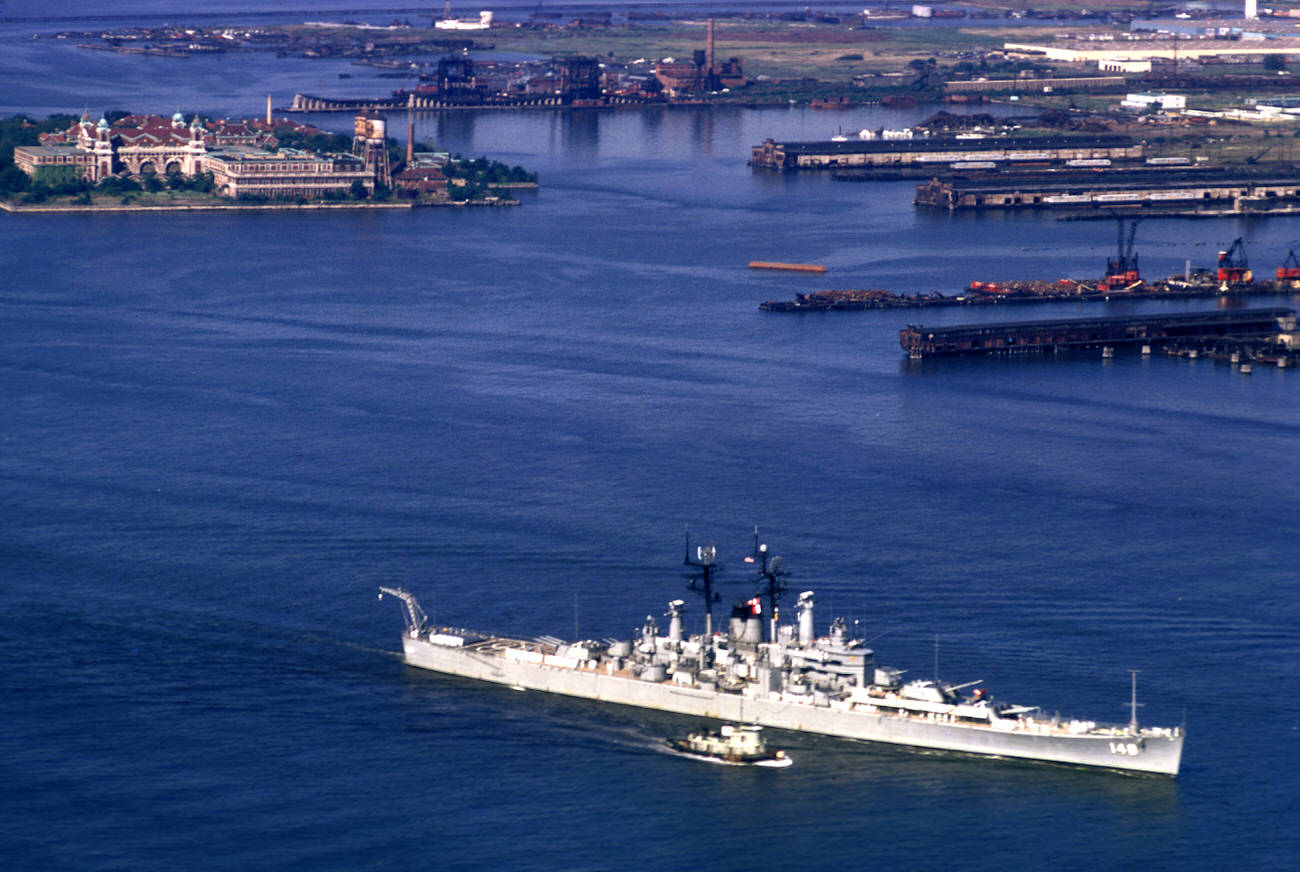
899, 308, 1297, 359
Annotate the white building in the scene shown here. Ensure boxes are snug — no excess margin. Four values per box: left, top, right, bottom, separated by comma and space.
1121, 93, 1186, 111
1099, 59, 1152, 73
435, 10, 492, 30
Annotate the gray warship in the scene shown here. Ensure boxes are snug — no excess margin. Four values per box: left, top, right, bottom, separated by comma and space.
379, 534, 1184, 776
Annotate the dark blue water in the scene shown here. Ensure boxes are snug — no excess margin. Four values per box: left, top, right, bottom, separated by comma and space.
4, 23, 1300, 872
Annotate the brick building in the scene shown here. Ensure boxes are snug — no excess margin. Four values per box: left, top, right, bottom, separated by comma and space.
16, 113, 326, 182
203, 147, 373, 198
13, 112, 379, 199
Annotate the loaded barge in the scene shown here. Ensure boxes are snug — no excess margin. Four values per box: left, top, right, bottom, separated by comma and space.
380, 538, 1184, 776
762, 232, 1300, 312
900, 308, 1296, 359
758, 278, 1289, 313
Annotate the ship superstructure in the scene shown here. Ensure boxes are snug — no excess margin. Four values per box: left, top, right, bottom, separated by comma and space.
378, 538, 1183, 776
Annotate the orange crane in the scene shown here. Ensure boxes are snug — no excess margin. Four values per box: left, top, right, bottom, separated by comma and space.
1216, 238, 1252, 283
1277, 249, 1300, 285
1100, 217, 1142, 291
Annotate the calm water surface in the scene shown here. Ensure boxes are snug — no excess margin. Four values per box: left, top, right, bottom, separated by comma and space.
2, 18, 1299, 872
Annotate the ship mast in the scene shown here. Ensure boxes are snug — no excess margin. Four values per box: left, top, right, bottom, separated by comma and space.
1128, 669, 1144, 734
751, 527, 788, 642
683, 528, 720, 637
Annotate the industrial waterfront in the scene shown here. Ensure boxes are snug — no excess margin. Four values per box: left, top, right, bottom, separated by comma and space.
4, 4, 1300, 872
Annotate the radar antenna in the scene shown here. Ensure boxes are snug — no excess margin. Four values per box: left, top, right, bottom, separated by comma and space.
378, 586, 428, 637
751, 526, 789, 642
683, 527, 721, 637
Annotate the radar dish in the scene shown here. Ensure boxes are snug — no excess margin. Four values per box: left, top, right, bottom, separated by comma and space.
769, 556, 787, 576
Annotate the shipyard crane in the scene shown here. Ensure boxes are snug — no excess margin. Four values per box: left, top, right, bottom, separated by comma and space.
1217, 237, 1252, 283
1245, 143, 1275, 165
1102, 215, 1142, 291
1277, 249, 1300, 283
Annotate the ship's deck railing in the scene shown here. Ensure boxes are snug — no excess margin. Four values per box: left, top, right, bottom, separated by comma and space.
844, 695, 1180, 738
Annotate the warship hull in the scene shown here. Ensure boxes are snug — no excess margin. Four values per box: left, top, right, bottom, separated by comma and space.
400, 635, 1184, 776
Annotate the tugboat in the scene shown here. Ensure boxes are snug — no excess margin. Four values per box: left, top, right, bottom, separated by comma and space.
667, 724, 792, 767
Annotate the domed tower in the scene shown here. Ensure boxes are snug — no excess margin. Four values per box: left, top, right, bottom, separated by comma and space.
185, 116, 208, 175
92, 117, 114, 181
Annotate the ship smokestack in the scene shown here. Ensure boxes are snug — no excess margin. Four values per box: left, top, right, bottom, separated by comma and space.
796, 591, 815, 646
729, 603, 747, 641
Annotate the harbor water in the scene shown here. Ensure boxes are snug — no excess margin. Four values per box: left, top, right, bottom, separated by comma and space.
2, 7, 1299, 870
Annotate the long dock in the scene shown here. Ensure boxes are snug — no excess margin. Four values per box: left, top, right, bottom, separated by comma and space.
287, 92, 657, 113
915, 170, 1300, 212
750, 134, 1140, 172
899, 308, 1297, 358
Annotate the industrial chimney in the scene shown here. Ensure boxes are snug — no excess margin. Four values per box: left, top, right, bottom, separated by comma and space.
707, 18, 715, 74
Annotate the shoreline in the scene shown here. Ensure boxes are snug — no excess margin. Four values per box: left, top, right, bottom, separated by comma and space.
0, 199, 520, 214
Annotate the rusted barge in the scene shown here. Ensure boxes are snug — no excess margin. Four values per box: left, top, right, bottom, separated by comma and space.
899, 308, 1296, 359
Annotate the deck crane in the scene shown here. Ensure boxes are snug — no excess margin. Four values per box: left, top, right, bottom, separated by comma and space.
1101, 216, 1142, 290
1216, 237, 1252, 283
379, 586, 428, 637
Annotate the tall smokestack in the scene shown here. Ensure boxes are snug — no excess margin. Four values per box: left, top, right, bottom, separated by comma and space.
406, 119, 414, 165
707, 18, 715, 73
266, 93, 272, 126
1245, 0, 1258, 19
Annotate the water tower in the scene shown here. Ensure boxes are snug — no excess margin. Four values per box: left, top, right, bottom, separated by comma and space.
352, 113, 392, 188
